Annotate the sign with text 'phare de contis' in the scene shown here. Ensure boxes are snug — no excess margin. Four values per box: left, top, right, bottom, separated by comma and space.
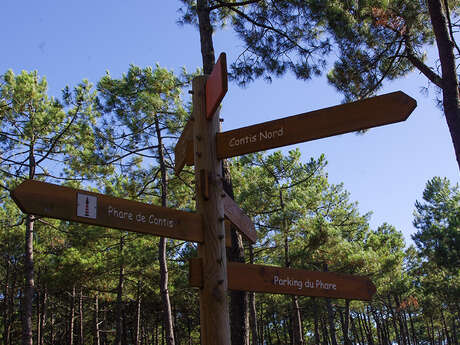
11, 180, 203, 243
189, 259, 376, 301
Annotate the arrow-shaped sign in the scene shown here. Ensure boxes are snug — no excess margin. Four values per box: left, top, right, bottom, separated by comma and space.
222, 190, 257, 244
177, 91, 416, 166
189, 258, 376, 301
11, 180, 203, 243
174, 120, 194, 174
217, 91, 416, 159
206, 52, 228, 120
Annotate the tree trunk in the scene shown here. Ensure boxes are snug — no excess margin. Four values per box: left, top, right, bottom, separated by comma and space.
154, 112, 175, 345
363, 307, 375, 345
408, 309, 418, 345
228, 225, 249, 345
271, 312, 281, 345
350, 313, 362, 345
136, 282, 141, 345
37, 285, 41, 345
3, 258, 13, 345
342, 300, 351, 345
258, 303, 265, 345
291, 296, 304, 345
40, 289, 47, 345
115, 235, 125, 345
23, 214, 35, 345
79, 287, 84, 345
370, 306, 383, 345
394, 296, 408, 345
94, 296, 100, 345
313, 299, 321, 345
356, 312, 367, 345
323, 264, 337, 345
427, 0, 460, 172
158, 237, 175, 345
279, 189, 303, 345
441, 308, 452, 345
70, 285, 76, 345
197, 0, 215, 75
248, 247, 258, 345
321, 315, 330, 345
451, 313, 458, 345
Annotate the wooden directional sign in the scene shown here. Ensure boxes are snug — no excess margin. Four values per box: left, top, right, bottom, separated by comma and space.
11, 180, 203, 243
206, 52, 228, 120
189, 259, 376, 301
222, 190, 257, 244
174, 120, 194, 174
216, 91, 416, 159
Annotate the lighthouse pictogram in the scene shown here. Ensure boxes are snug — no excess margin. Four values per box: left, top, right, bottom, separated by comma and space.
85, 197, 90, 217
77, 193, 97, 219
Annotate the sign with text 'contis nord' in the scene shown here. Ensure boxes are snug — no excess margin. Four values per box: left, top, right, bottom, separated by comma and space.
189, 259, 376, 301
176, 91, 417, 168
216, 91, 416, 159
11, 180, 203, 243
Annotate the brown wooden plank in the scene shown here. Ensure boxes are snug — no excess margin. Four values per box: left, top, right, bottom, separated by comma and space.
174, 120, 194, 174
189, 258, 376, 301
216, 91, 416, 159
222, 191, 257, 244
205, 53, 228, 120
11, 180, 203, 243
225, 220, 231, 248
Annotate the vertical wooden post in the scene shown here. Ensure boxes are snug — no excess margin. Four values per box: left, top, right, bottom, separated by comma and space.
192, 76, 230, 345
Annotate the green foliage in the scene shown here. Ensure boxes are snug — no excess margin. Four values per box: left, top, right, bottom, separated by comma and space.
413, 176, 460, 273
0, 70, 101, 182
1, 63, 459, 343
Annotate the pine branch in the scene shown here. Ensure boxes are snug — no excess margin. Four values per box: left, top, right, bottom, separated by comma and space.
404, 45, 443, 88
209, 0, 262, 11
359, 38, 404, 99
35, 102, 81, 166
227, 5, 313, 56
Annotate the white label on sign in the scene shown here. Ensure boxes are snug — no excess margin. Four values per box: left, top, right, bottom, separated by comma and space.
77, 193, 97, 219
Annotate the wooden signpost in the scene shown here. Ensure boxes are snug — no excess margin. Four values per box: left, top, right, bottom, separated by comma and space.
189, 258, 376, 301
11, 180, 203, 243
192, 75, 231, 345
177, 53, 415, 345
9, 51, 417, 345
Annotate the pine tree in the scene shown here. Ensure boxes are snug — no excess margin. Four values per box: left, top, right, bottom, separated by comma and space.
0, 70, 99, 345
96, 64, 190, 345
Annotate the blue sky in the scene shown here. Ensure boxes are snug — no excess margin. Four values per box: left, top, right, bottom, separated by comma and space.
2, 0, 458, 245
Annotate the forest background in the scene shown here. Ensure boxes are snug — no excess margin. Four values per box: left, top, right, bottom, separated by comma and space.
0, 1, 459, 345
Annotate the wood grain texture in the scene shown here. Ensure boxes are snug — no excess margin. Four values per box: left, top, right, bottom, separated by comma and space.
174, 120, 194, 174
205, 52, 228, 120
193, 76, 231, 345
216, 91, 416, 159
222, 190, 257, 243
189, 259, 377, 301
11, 180, 203, 242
